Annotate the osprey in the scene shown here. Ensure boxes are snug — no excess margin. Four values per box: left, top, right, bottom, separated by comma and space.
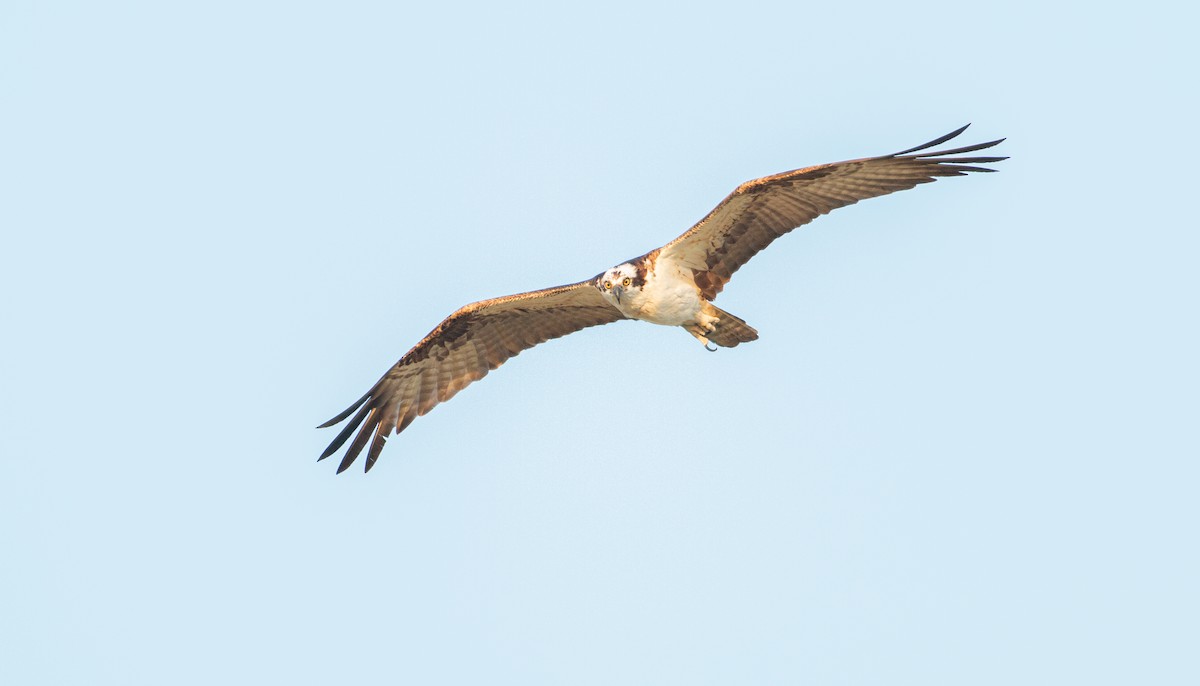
320, 125, 1005, 472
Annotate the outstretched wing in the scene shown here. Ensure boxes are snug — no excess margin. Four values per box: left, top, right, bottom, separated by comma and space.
659, 124, 1006, 299
318, 279, 624, 473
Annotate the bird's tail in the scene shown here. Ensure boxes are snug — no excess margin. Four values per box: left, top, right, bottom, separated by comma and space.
685, 304, 759, 349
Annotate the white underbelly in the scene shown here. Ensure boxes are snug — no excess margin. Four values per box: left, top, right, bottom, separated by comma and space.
622, 266, 703, 326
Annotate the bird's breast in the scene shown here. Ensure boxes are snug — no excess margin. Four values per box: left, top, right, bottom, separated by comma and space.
619, 266, 703, 326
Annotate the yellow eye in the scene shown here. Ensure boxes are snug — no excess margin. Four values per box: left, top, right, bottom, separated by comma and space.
603, 280, 612, 290
622, 277, 631, 287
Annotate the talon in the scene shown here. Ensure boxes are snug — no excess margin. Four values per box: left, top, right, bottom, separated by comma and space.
705, 343, 718, 352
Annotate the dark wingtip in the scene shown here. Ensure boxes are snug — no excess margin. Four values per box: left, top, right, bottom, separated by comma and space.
892, 124, 971, 156
316, 391, 372, 429
316, 400, 375, 469
336, 449, 359, 474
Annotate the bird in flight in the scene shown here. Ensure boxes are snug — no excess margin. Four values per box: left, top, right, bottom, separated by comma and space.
319, 125, 1006, 473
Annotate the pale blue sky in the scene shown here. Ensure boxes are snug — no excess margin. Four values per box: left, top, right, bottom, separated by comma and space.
2, 1, 1197, 684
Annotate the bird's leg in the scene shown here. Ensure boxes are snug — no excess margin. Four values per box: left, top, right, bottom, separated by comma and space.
680, 307, 723, 351
696, 309, 720, 333
692, 303, 724, 351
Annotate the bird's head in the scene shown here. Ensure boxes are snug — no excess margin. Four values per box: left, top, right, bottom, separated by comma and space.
597, 263, 643, 306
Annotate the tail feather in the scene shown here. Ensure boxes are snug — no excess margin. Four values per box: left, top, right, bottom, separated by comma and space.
685, 305, 759, 349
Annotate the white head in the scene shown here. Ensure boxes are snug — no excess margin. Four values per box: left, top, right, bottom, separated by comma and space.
597, 262, 644, 306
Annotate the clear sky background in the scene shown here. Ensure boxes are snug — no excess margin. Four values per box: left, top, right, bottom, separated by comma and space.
2, 1, 1196, 684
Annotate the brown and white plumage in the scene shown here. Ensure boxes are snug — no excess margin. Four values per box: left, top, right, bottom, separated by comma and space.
319, 125, 1005, 472
661, 125, 1005, 300
318, 282, 626, 473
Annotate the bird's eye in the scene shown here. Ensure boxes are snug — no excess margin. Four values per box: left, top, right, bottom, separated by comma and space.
603, 281, 612, 290
622, 277, 631, 287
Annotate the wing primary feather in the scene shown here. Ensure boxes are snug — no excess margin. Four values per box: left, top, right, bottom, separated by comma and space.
316, 390, 371, 428
319, 400, 374, 460
934, 164, 1001, 174
905, 138, 1007, 158
926, 155, 1008, 164
364, 431, 387, 472
364, 400, 401, 472
336, 407, 379, 473
891, 124, 971, 155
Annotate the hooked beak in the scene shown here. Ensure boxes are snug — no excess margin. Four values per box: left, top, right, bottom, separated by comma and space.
613, 285, 624, 304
